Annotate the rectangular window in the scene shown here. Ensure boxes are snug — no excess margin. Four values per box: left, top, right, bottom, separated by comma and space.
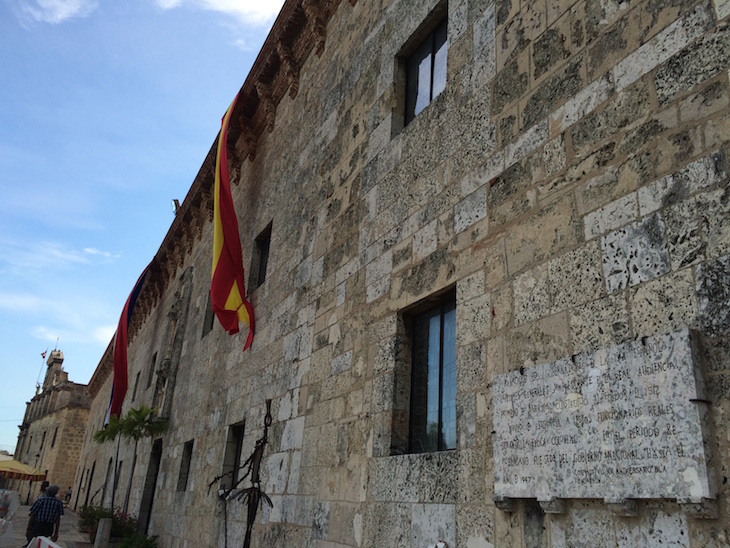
51, 427, 58, 448
405, 18, 448, 126
409, 295, 456, 453
250, 222, 272, 290
201, 292, 215, 338
115, 461, 123, 491
132, 371, 141, 402
146, 352, 157, 390
220, 422, 245, 491
177, 439, 194, 492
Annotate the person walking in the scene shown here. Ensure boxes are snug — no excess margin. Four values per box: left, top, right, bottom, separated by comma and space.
25, 484, 64, 544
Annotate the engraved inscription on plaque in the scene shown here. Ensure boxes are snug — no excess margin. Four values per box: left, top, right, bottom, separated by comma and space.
493, 328, 715, 502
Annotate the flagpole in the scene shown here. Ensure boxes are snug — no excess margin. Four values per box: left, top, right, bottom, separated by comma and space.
36, 348, 48, 387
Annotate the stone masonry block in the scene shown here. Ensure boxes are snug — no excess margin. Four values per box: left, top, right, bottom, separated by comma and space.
362, 502, 411, 547
413, 219, 438, 261
368, 457, 396, 502
370, 372, 394, 413
312, 500, 330, 540
697, 254, 730, 336
457, 342, 487, 393
698, 186, 730, 259
601, 214, 671, 293
366, 273, 390, 303
569, 292, 631, 354
328, 347, 351, 375
638, 149, 728, 216
366, 250, 393, 286
548, 240, 605, 314
394, 455, 421, 503
367, 117, 392, 161
654, 21, 730, 104
456, 504, 495, 548
418, 451, 459, 503
543, 135, 566, 178
455, 186, 487, 234
505, 119, 549, 168
506, 194, 580, 274
493, 53, 529, 113
550, 73, 614, 136
496, 0, 546, 72
265, 452, 290, 495
584, 192, 639, 240
469, 6, 497, 93
450, 0, 469, 41
679, 80, 729, 123
412, 504, 456, 548
513, 263, 550, 325
281, 416, 306, 451
664, 200, 704, 270
629, 268, 698, 337
716, 0, 730, 19
507, 312, 570, 367
457, 272, 491, 345
613, 2, 714, 92
491, 283, 513, 332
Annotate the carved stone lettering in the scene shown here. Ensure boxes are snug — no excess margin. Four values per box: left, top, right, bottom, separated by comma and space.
493, 328, 715, 503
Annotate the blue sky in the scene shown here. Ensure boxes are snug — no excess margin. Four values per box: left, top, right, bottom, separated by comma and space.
0, 0, 283, 453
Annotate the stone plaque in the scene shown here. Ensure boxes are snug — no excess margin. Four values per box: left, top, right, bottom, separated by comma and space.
493, 328, 715, 503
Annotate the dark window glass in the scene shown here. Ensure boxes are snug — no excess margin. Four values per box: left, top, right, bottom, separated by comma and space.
220, 423, 245, 491
132, 371, 141, 402
409, 298, 456, 453
51, 427, 58, 448
202, 292, 215, 338
146, 353, 157, 390
177, 439, 194, 492
251, 223, 272, 289
405, 19, 448, 126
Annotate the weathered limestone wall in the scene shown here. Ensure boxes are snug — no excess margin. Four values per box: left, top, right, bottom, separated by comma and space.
74, 0, 730, 546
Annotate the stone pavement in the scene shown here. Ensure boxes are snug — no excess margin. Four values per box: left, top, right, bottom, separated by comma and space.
9, 505, 92, 548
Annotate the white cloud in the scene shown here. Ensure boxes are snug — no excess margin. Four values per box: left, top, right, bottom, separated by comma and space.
92, 325, 117, 345
155, 0, 284, 26
18, 0, 98, 24
83, 247, 121, 260
0, 293, 44, 313
0, 240, 121, 274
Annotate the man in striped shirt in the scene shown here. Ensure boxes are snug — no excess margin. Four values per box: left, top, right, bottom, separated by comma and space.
25, 484, 64, 543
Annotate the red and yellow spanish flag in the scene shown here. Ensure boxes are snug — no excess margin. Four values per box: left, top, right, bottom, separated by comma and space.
108, 264, 149, 421
211, 94, 254, 349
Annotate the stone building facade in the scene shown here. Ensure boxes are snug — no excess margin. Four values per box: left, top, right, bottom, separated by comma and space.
74, 0, 730, 545
13, 350, 90, 503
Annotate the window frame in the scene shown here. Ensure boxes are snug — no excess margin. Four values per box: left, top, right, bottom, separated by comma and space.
201, 292, 215, 338
391, 287, 457, 456
250, 222, 273, 290
220, 422, 245, 491
404, 17, 448, 126
408, 295, 457, 453
177, 439, 194, 492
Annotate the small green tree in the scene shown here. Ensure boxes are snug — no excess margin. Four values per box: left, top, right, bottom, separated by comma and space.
94, 405, 167, 514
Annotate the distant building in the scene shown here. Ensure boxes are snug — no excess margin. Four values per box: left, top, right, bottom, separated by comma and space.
12, 350, 90, 502
75, 0, 730, 545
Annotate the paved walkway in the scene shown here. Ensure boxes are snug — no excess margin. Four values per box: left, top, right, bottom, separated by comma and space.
8, 505, 92, 548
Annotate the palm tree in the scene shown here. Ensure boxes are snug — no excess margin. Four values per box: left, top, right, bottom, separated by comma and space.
93, 405, 167, 514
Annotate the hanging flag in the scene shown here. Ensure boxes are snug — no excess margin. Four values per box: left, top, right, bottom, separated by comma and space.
211, 94, 254, 350
107, 265, 150, 421
41, 351, 46, 359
